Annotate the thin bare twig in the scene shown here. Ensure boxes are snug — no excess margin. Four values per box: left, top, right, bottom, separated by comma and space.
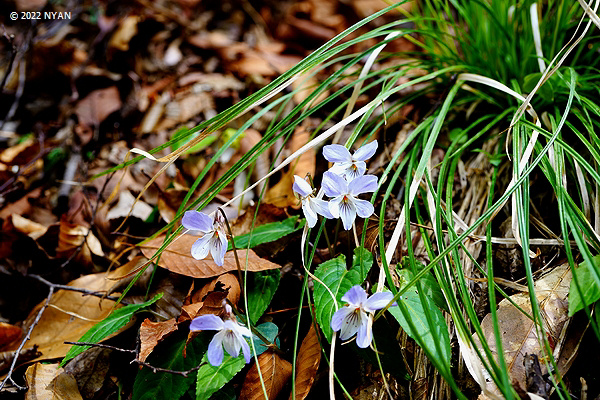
0, 287, 54, 391
29, 274, 126, 303
63, 341, 135, 353
64, 341, 204, 377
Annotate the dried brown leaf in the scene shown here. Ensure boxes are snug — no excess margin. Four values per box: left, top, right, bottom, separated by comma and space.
74, 86, 122, 127
240, 350, 293, 400
289, 324, 321, 400
474, 263, 572, 396
230, 204, 288, 238
24, 261, 139, 361
0, 322, 21, 349
63, 347, 111, 399
193, 273, 241, 307
8, 214, 48, 239
264, 172, 297, 209
106, 190, 153, 221
25, 363, 83, 400
56, 215, 105, 264
140, 235, 281, 278
108, 16, 140, 51
138, 318, 178, 363
289, 126, 316, 183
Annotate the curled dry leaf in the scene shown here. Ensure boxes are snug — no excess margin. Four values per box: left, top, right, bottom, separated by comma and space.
0, 322, 22, 349
289, 323, 321, 400
193, 273, 241, 307
473, 263, 573, 397
180, 273, 241, 321
239, 350, 293, 400
57, 215, 105, 263
25, 363, 83, 400
140, 235, 281, 278
138, 318, 178, 363
7, 214, 48, 239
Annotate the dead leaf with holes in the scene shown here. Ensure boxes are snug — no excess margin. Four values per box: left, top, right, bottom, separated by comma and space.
25, 363, 83, 400
138, 318, 178, 363
140, 235, 281, 278
240, 350, 293, 400
473, 263, 579, 397
289, 323, 321, 400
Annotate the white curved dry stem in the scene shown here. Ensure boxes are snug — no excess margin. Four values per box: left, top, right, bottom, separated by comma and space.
458, 73, 540, 258
574, 159, 590, 221
530, 3, 546, 73
329, 332, 337, 400
513, 0, 599, 127
595, 184, 600, 234
332, 31, 402, 144
300, 223, 339, 400
578, 0, 600, 28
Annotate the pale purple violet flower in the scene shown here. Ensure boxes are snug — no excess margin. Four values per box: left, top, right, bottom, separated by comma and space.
182, 210, 228, 266
322, 171, 377, 230
190, 313, 252, 367
322, 141, 378, 181
331, 285, 395, 348
292, 175, 333, 228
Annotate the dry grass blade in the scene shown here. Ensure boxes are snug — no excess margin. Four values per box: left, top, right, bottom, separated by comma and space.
239, 349, 293, 400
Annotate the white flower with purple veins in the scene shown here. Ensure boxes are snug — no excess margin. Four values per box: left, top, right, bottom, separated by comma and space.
331, 285, 395, 348
292, 175, 333, 228
322, 171, 377, 230
182, 210, 228, 266
190, 314, 253, 367
323, 141, 378, 181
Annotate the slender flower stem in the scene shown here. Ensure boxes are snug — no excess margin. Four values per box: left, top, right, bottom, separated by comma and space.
217, 207, 245, 309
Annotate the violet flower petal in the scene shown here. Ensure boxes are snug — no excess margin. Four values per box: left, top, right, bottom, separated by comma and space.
182, 211, 214, 233
323, 144, 352, 163
191, 234, 213, 260
352, 141, 378, 161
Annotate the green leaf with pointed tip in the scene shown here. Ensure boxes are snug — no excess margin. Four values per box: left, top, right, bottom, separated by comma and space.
568, 255, 600, 316
252, 322, 279, 354
388, 289, 451, 364
133, 333, 209, 400
227, 217, 304, 251
196, 355, 246, 400
61, 294, 162, 366
247, 270, 280, 324
313, 247, 373, 341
